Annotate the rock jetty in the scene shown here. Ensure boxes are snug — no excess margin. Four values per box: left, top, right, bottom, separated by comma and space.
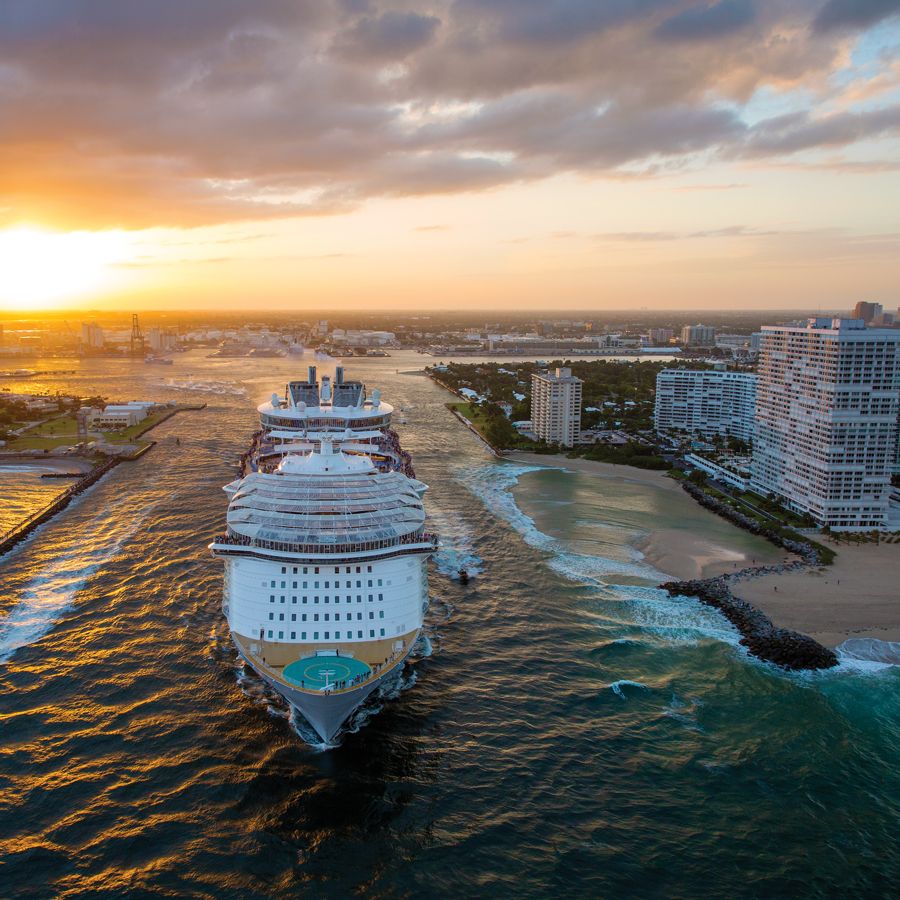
660, 576, 838, 671
680, 480, 823, 565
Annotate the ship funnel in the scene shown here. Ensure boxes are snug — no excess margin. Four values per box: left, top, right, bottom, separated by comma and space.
335, 366, 344, 384
307, 365, 317, 384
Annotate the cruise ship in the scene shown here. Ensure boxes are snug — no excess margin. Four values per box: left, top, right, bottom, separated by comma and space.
210, 367, 434, 743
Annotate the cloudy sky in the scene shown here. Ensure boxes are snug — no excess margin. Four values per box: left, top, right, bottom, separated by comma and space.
1, 0, 899, 310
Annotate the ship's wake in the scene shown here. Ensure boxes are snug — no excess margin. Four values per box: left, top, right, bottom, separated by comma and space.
0, 494, 168, 664
426, 499, 483, 578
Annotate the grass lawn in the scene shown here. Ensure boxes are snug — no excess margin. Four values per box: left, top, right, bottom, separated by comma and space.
6, 407, 180, 451
447, 401, 490, 430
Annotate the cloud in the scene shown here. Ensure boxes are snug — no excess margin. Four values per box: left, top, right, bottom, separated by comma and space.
655, 0, 757, 42
741, 105, 900, 155
591, 225, 778, 241
0, 0, 897, 229
334, 10, 441, 61
812, 0, 900, 33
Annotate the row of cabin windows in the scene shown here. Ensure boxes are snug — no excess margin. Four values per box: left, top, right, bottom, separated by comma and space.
281, 565, 372, 575
269, 593, 385, 603
266, 628, 386, 640
271, 579, 384, 588
269, 611, 384, 621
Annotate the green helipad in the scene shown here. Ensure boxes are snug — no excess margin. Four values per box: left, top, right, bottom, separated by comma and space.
283, 655, 372, 690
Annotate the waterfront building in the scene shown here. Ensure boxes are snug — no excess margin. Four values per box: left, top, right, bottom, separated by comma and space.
680, 324, 716, 347
750, 317, 900, 530
148, 327, 177, 352
852, 301, 883, 324
87, 402, 151, 429
654, 368, 757, 441
80, 322, 105, 349
531, 367, 583, 448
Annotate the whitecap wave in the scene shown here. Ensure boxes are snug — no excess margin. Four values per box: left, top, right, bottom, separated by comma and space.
608, 679, 649, 699
835, 638, 899, 666
619, 584, 744, 649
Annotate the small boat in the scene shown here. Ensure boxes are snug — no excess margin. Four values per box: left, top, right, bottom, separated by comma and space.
458, 569, 470, 585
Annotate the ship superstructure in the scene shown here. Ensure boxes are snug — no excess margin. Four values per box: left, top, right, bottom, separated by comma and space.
213, 369, 432, 742
241, 365, 414, 479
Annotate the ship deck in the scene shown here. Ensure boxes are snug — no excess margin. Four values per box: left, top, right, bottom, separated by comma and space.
283, 655, 372, 691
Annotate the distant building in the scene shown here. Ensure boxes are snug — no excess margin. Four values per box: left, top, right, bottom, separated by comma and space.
654, 368, 757, 441
531, 367, 583, 447
680, 324, 716, 347
148, 327, 177, 352
87, 402, 153, 430
80, 322, 105, 348
648, 328, 674, 345
852, 301, 883, 324
750, 317, 900, 530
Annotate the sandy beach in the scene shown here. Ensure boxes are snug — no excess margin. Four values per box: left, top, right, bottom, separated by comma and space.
736, 539, 900, 647
507, 452, 791, 580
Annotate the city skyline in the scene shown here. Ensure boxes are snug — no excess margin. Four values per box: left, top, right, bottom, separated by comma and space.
1, 1, 900, 311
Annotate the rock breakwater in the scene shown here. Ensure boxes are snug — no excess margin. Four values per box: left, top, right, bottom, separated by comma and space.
661, 576, 838, 671
680, 480, 823, 565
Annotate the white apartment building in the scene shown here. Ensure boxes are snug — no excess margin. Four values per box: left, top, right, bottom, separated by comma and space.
680, 324, 716, 347
750, 317, 900, 531
80, 322, 105, 348
87, 402, 153, 430
531, 367, 583, 447
654, 368, 757, 442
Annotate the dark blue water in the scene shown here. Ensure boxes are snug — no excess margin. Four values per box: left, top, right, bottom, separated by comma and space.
0, 353, 897, 897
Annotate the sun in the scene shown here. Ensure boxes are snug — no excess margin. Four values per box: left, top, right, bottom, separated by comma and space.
0, 227, 133, 309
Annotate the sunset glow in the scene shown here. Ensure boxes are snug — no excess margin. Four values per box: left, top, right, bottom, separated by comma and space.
0, 228, 132, 309
0, 2, 898, 311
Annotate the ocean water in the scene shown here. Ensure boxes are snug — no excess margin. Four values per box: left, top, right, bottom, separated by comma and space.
0, 351, 897, 897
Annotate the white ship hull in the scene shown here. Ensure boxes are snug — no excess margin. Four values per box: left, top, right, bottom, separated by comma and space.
235, 637, 416, 742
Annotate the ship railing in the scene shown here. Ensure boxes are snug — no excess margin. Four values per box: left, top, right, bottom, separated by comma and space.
212, 530, 438, 556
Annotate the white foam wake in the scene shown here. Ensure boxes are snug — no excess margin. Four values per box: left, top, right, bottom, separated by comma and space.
0, 495, 168, 664
156, 377, 247, 397
457, 461, 664, 583
426, 499, 483, 577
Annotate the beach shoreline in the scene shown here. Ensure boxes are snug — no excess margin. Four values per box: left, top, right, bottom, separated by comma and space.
506, 452, 899, 650
734, 538, 900, 648
506, 451, 791, 581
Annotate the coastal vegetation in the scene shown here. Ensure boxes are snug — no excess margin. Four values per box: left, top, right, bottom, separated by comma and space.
3, 404, 201, 452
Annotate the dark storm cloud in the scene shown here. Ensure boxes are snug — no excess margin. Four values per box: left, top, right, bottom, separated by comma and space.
812, 0, 900, 33
0, 0, 895, 228
655, 0, 757, 41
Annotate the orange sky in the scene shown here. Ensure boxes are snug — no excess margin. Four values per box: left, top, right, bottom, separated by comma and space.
1, 1, 899, 311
